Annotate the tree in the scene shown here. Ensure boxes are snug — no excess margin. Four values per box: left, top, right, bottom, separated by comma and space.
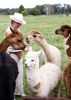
64, 4, 71, 16
18, 5, 25, 13
52, 4, 62, 14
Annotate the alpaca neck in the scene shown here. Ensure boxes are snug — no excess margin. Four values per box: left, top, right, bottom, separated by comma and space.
27, 66, 41, 87
28, 65, 39, 73
27, 63, 40, 78
40, 39, 52, 62
0, 36, 10, 52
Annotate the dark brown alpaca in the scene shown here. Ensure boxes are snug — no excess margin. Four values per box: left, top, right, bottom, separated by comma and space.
55, 25, 71, 57
55, 25, 71, 98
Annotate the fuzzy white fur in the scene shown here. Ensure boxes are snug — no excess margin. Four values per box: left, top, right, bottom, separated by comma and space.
64, 35, 70, 54
25, 48, 61, 97
40, 44, 61, 66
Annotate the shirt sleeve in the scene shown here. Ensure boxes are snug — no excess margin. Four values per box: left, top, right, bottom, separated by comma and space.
5, 27, 12, 37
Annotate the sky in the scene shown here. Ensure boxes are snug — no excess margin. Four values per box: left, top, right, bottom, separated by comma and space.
0, 0, 71, 9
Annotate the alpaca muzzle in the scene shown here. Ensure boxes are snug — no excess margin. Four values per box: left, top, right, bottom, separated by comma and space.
55, 30, 58, 34
26, 38, 30, 44
55, 29, 64, 35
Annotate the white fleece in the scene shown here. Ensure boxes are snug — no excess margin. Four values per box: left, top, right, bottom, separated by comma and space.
40, 44, 61, 66
25, 50, 61, 97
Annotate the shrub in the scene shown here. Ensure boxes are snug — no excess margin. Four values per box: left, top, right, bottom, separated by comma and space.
21, 10, 29, 16
29, 8, 41, 15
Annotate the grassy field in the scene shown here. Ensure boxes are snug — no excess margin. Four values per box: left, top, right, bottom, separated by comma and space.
0, 15, 71, 99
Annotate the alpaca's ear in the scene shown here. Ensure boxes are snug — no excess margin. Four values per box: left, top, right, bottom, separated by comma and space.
36, 49, 42, 56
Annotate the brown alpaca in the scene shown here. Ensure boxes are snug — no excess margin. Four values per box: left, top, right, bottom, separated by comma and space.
55, 25, 71, 98
0, 31, 27, 52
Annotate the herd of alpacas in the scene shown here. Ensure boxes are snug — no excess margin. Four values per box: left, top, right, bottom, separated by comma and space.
0, 25, 71, 100
25, 27, 71, 99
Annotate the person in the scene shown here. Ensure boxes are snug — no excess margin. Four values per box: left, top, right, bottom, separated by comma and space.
5, 12, 26, 97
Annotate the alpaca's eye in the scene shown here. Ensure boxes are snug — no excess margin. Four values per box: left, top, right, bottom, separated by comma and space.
33, 35, 36, 38
31, 59, 34, 61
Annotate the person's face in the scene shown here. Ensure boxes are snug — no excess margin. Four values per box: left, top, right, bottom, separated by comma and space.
11, 21, 22, 32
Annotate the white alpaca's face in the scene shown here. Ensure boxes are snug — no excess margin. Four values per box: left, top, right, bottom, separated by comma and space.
25, 50, 41, 69
25, 56, 38, 69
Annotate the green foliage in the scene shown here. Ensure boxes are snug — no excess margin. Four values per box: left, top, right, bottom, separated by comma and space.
29, 8, 41, 15
18, 5, 25, 13
21, 10, 29, 16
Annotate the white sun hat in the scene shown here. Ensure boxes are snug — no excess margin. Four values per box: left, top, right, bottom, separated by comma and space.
7, 46, 22, 53
9, 12, 26, 24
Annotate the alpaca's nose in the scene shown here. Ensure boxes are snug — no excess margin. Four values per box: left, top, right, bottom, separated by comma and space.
55, 29, 58, 34
26, 38, 30, 44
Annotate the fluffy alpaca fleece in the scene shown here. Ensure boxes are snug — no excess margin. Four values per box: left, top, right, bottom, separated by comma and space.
26, 30, 61, 67
40, 44, 61, 66
55, 25, 71, 98
25, 48, 62, 97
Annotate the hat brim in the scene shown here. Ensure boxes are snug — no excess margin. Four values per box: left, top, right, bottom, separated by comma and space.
8, 49, 22, 52
10, 15, 26, 24
7, 46, 22, 52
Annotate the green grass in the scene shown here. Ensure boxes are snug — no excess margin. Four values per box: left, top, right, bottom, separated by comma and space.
0, 15, 71, 99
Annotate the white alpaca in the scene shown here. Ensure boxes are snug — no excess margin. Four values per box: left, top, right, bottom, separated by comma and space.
25, 48, 62, 97
26, 31, 61, 67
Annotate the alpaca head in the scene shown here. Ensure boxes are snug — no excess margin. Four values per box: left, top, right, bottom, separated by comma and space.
0, 32, 27, 52
55, 25, 71, 38
26, 30, 42, 44
25, 47, 41, 70
55, 25, 71, 57
9, 32, 27, 51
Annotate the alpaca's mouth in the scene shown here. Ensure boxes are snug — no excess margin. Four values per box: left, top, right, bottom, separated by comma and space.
55, 29, 62, 34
